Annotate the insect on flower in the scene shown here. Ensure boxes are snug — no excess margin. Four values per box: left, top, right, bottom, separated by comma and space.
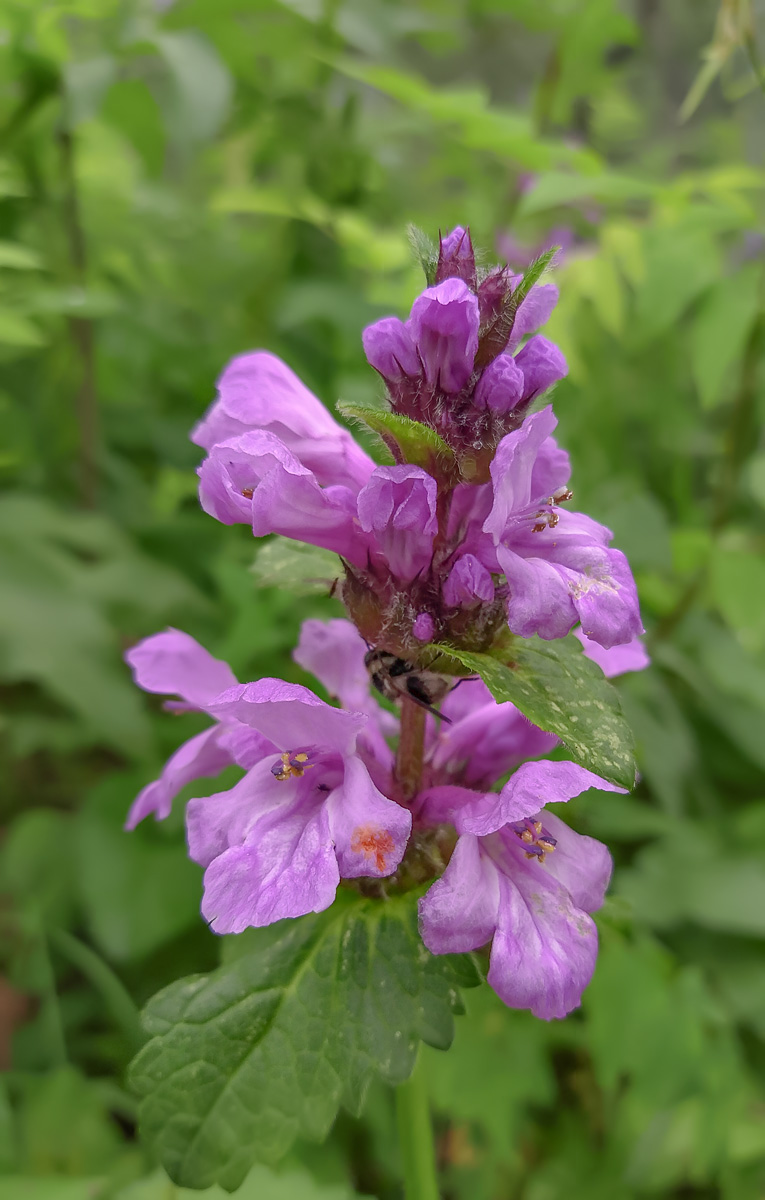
364, 648, 452, 722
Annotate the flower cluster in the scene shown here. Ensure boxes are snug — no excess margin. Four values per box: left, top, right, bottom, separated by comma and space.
127, 226, 646, 1019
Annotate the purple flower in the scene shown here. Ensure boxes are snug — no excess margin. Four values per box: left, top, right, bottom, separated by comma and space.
357, 465, 438, 582
435, 225, 477, 289
188, 680, 410, 932
198, 430, 365, 564
443, 554, 495, 609
197, 431, 444, 586
192, 350, 374, 492
473, 336, 567, 415
483, 407, 643, 648
431, 678, 557, 789
293, 617, 396, 788
417, 761, 622, 1019
123, 629, 275, 829
364, 277, 480, 396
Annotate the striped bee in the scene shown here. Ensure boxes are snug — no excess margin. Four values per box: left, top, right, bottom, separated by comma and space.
364, 648, 452, 723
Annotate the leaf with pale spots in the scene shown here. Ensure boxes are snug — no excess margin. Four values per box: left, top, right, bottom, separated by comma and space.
129, 891, 480, 1191
430, 633, 636, 789
337, 403, 457, 479
251, 537, 340, 595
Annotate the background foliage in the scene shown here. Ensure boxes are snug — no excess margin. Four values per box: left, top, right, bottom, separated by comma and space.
1, 0, 765, 1196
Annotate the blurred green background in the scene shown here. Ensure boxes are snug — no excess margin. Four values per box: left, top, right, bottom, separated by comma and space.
1, 0, 765, 1197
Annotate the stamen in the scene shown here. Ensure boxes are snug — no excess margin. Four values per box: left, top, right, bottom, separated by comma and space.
271, 749, 316, 782
241, 487, 254, 498
510, 817, 557, 864
530, 487, 572, 533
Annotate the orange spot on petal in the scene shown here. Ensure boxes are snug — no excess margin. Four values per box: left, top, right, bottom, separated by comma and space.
351, 825, 396, 873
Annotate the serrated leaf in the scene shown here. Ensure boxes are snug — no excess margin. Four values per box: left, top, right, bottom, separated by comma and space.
251, 538, 340, 596
129, 892, 480, 1190
430, 634, 636, 789
337, 403, 456, 476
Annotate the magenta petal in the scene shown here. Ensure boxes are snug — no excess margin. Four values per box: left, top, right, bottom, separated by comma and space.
200, 802, 338, 933
443, 554, 495, 608
250, 469, 361, 562
473, 354, 525, 413
362, 316, 421, 380
199, 431, 363, 563
215, 723, 278, 769
484, 407, 558, 541
515, 335, 567, 400
192, 350, 373, 491
125, 725, 233, 829
357, 466, 438, 582
125, 628, 237, 708
456, 760, 625, 837
186, 756, 282, 868
436, 226, 476, 288
487, 855, 599, 1020
564, 549, 644, 650
415, 784, 478, 826
207, 679, 366, 755
419, 834, 500, 954
539, 811, 613, 912
575, 629, 650, 677
530, 436, 571, 498
497, 545, 578, 640
433, 702, 558, 790
326, 756, 411, 878
506, 283, 559, 354
294, 618, 376, 715
408, 279, 480, 393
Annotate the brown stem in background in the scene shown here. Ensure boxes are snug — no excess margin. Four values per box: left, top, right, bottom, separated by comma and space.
395, 698, 427, 802
58, 124, 99, 508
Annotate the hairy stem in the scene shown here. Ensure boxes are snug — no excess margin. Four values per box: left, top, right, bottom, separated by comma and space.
396, 697, 427, 802
395, 1053, 440, 1200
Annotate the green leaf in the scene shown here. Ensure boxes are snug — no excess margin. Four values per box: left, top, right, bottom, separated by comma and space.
710, 546, 765, 652
0, 310, 45, 348
130, 892, 480, 1190
251, 538, 340, 596
337, 403, 456, 476
429, 635, 636, 789
115, 1165, 367, 1200
328, 59, 597, 171
517, 169, 656, 217
0, 241, 43, 270
632, 227, 721, 344
76, 772, 203, 962
690, 265, 762, 409
154, 32, 233, 144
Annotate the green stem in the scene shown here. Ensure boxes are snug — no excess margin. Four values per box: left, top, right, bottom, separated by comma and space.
396, 1053, 440, 1200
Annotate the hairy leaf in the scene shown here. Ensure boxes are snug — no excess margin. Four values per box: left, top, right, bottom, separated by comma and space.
130, 893, 480, 1190
337, 403, 457, 477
